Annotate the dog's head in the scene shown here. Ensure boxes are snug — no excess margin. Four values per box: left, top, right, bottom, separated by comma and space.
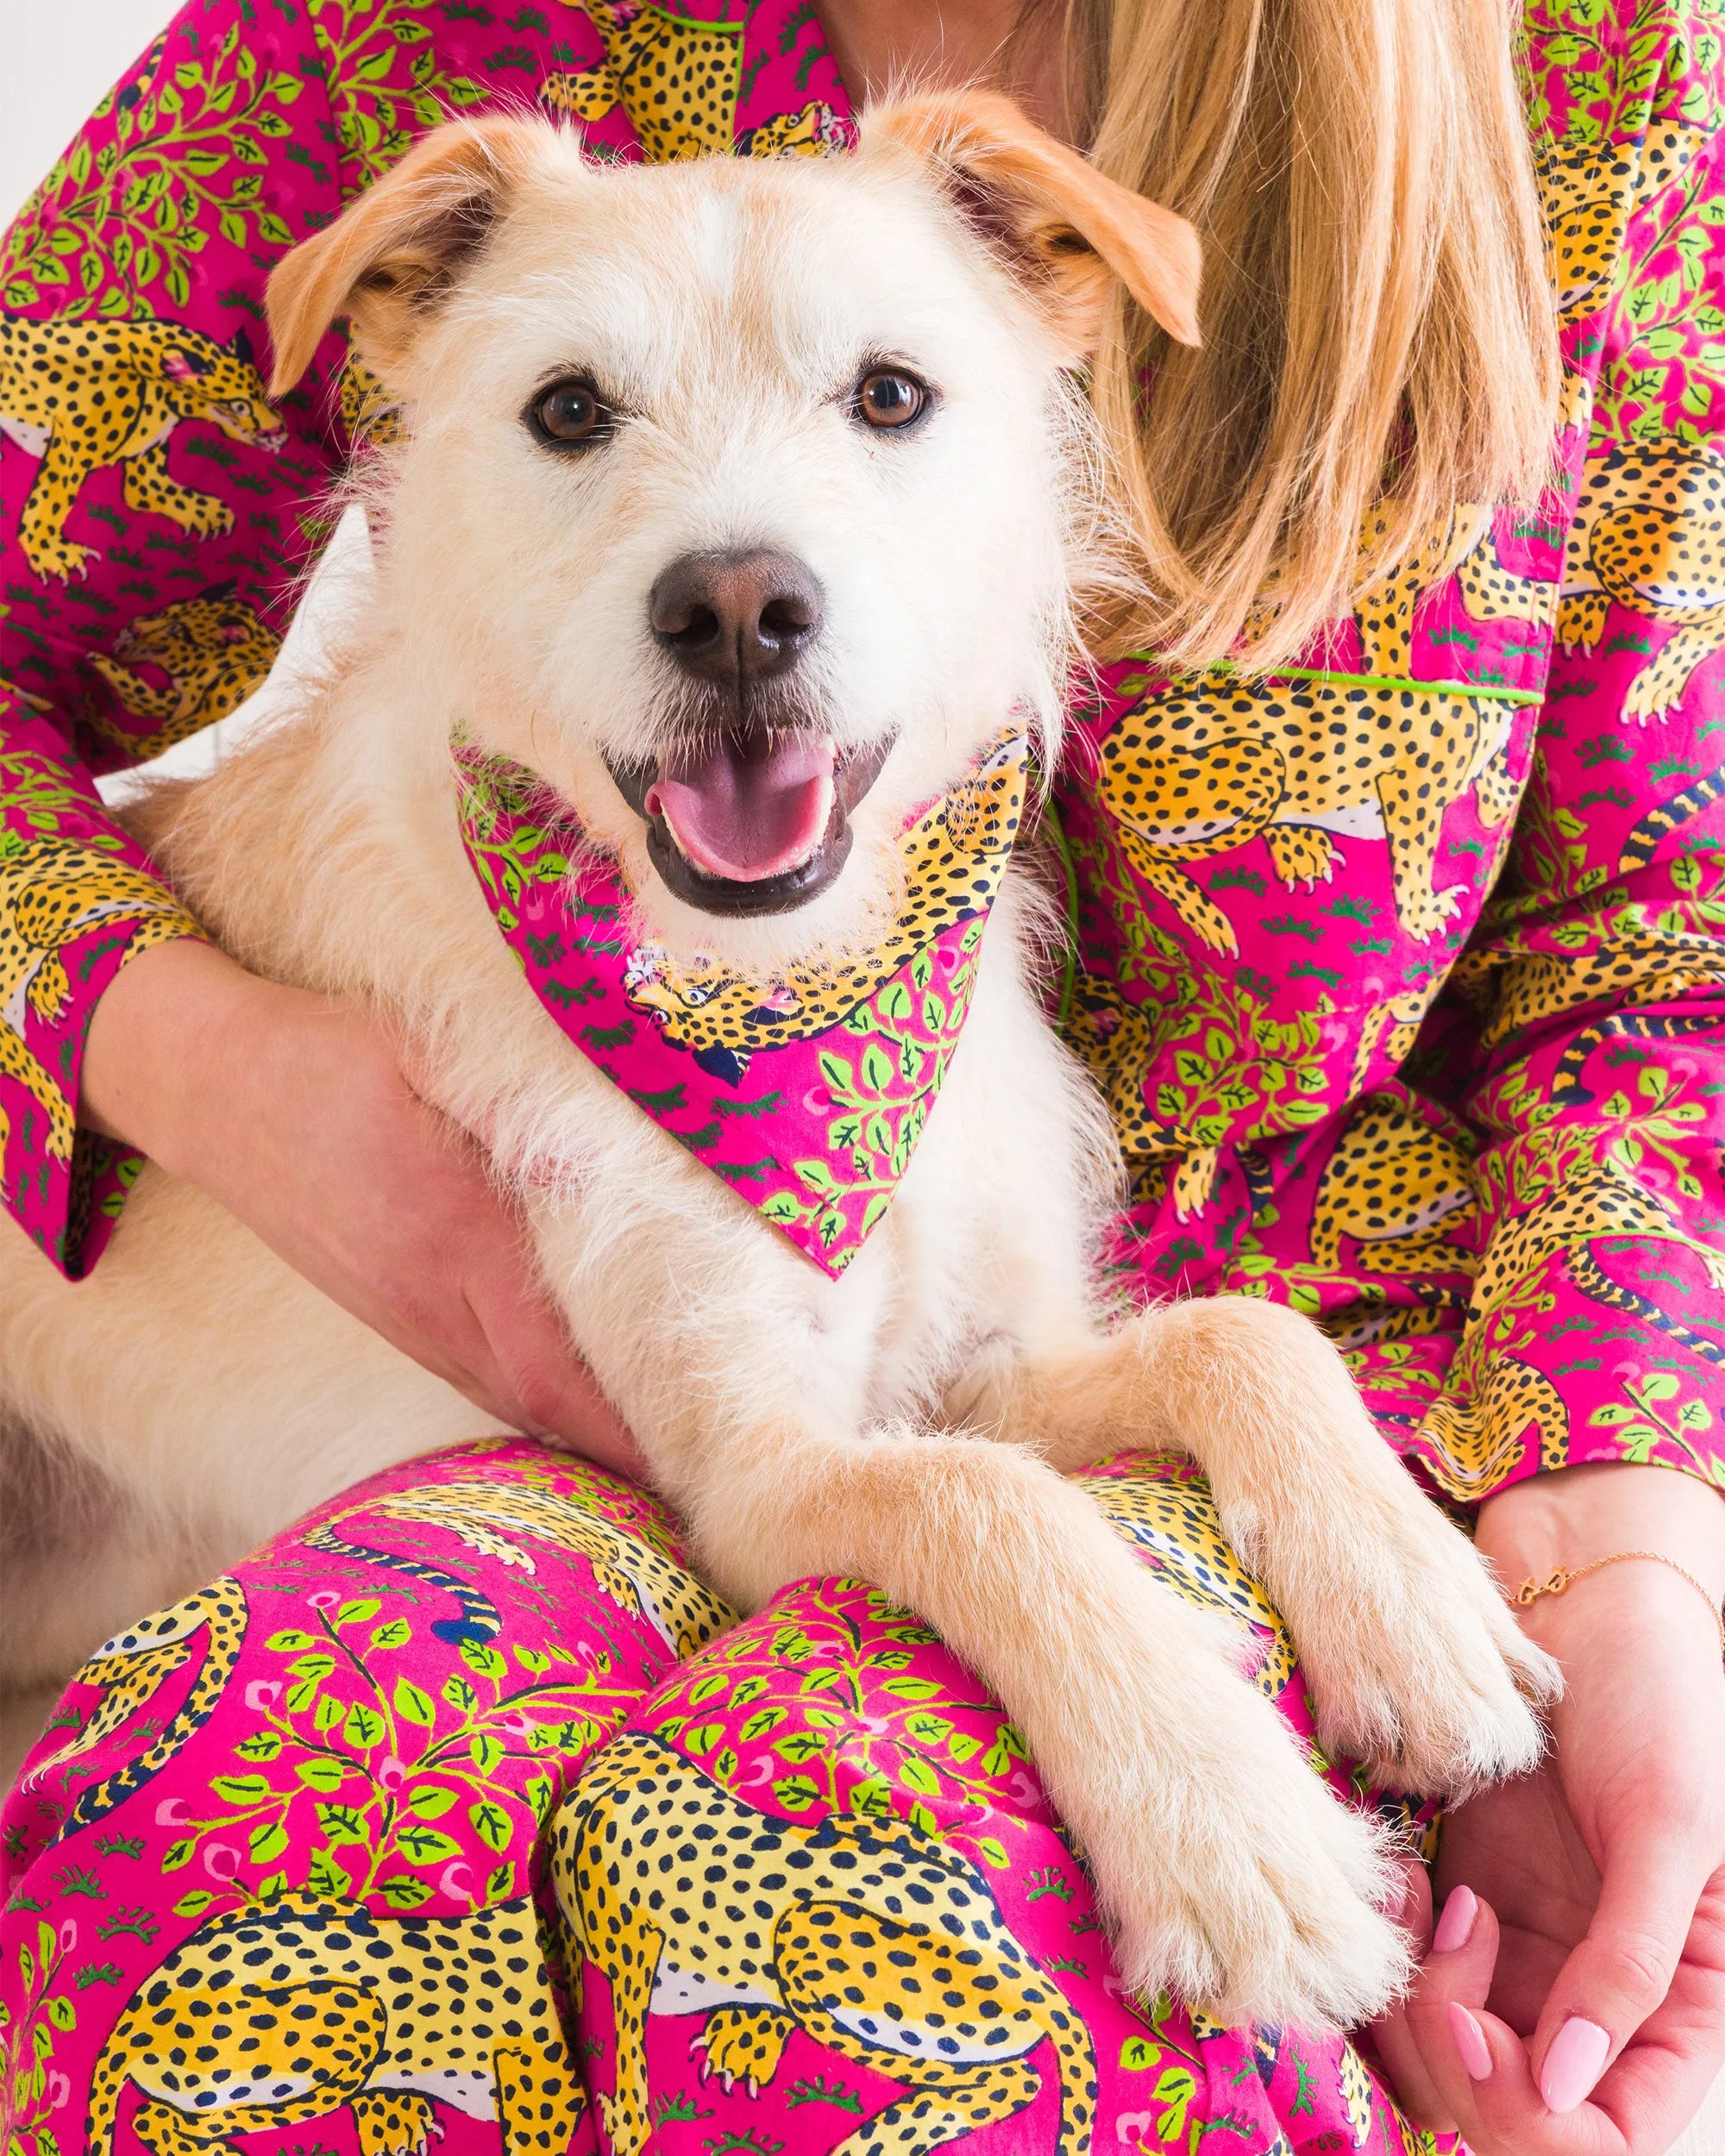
267, 97, 1198, 962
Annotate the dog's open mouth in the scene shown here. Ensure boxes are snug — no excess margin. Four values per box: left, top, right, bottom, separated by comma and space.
605, 727, 894, 916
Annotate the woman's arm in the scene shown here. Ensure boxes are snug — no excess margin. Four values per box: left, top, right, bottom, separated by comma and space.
0, 1, 345, 1275
1, 3, 639, 1465
1373, 1463, 1725, 2151
80, 939, 638, 1468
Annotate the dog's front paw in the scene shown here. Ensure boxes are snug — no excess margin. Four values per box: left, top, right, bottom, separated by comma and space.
1083, 1691, 1409, 2032
1293, 1486, 1560, 1798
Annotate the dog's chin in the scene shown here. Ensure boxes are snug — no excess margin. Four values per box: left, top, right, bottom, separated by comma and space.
605, 728, 895, 921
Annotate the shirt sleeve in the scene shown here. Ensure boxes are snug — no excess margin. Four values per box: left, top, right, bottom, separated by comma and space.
0, 0, 349, 1276
1401, 18, 1725, 1502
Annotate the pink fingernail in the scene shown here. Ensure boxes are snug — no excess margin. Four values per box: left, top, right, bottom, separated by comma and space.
1449, 2002, 1493, 2081
1433, 1884, 1477, 1954
1540, 2017, 1610, 2114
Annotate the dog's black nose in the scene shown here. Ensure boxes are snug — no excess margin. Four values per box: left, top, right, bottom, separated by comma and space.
649, 549, 823, 684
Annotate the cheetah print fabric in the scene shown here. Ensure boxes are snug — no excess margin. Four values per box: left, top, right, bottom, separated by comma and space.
0, 317, 283, 584
540, 3, 844, 166
85, 586, 283, 762
455, 732, 1027, 1275
0, 0, 1717, 1477
2, 1439, 1441, 2156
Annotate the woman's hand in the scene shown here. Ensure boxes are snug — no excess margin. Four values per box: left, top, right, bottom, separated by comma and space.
1371, 1461, 1725, 2152
83, 937, 641, 1477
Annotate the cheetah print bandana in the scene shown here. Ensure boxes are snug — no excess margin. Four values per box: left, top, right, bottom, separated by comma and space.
455, 731, 1028, 1274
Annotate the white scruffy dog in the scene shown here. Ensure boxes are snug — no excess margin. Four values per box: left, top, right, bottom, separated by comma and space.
0, 95, 1556, 2027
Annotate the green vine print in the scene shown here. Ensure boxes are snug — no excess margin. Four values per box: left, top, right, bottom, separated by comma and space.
761, 924, 982, 1257
0, 23, 304, 317
307, 0, 490, 192
0, 753, 129, 862
1527, 0, 1725, 447
153, 1589, 645, 1914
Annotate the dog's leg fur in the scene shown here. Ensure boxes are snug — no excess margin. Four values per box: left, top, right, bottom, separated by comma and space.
985, 1294, 1559, 1794
686, 1415, 1408, 2032
0, 1416, 203, 1784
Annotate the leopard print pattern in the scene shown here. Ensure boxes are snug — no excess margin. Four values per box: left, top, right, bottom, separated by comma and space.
1453, 924, 1725, 1051
0, 317, 283, 582
1557, 440, 1725, 720
24, 1580, 248, 1844
0, 843, 199, 1163
1097, 511, 1546, 958
542, 1, 842, 163
1536, 123, 1704, 326
621, 733, 1026, 1052
337, 348, 404, 447
85, 584, 282, 760
1307, 1097, 1477, 1280
317, 1477, 734, 1658
85, 1893, 584, 2156
550, 1727, 1099, 2156
1415, 1163, 1725, 1499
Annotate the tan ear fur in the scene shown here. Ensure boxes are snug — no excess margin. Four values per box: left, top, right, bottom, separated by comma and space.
866, 90, 1201, 357
265, 116, 549, 397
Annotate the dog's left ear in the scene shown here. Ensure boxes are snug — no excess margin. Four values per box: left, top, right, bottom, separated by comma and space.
866, 90, 1201, 360
266, 116, 547, 397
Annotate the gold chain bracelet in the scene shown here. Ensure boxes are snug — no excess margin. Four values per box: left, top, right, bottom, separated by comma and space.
1515, 1550, 1725, 1657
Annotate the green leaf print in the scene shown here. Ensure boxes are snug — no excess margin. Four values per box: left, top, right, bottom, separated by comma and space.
308, 0, 512, 189
392, 1677, 436, 1727
0, 34, 308, 317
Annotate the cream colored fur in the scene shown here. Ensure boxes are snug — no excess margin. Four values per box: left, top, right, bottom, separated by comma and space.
0, 102, 1556, 2028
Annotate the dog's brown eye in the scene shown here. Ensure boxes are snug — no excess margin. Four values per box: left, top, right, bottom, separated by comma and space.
854, 368, 929, 430
530, 377, 611, 446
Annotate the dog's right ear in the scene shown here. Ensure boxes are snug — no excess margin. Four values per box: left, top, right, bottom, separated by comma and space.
266, 116, 546, 398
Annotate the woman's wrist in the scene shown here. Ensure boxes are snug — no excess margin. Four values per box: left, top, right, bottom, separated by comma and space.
80, 937, 292, 1176
1476, 1461, 1725, 1670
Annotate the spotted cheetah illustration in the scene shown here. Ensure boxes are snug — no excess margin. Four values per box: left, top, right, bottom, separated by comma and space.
307, 1476, 733, 1657
1101, 508, 1550, 956
86, 1893, 585, 2156
1535, 123, 1703, 326
1558, 439, 1725, 720
612, 733, 1026, 1072
23, 1580, 248, 1845
0, 843, 198, 1168
1417, 1162, 1725, 1497
0, 315, 284, 581
84, 584, 283, 760
338, 348, 403, 446
1473, 1162, 1725, 1332
543, 1, 844, 161
550, 1727, 1098, 2156
1308, 1096, 1477, 1281
1454, 924, 1725, 1055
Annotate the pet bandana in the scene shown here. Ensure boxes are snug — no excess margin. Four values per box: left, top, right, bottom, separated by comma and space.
455, 730, 1028, 1275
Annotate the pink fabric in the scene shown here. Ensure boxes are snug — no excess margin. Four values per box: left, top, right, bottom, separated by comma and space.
456, 732, 1026, 1273
0, 1441, 1446, 2156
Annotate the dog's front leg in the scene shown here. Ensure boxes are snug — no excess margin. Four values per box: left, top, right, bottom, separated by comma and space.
686, 1421, 1407, 2031
995, 1298, 1560, 1798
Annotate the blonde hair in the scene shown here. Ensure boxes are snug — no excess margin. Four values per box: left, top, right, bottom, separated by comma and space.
1012, 0, 1559, 670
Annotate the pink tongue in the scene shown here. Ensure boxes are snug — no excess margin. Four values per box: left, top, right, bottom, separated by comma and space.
647, 730, 837, 883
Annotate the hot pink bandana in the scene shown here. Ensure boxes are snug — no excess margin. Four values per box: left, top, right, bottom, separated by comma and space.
455, 733, 1028, 1273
